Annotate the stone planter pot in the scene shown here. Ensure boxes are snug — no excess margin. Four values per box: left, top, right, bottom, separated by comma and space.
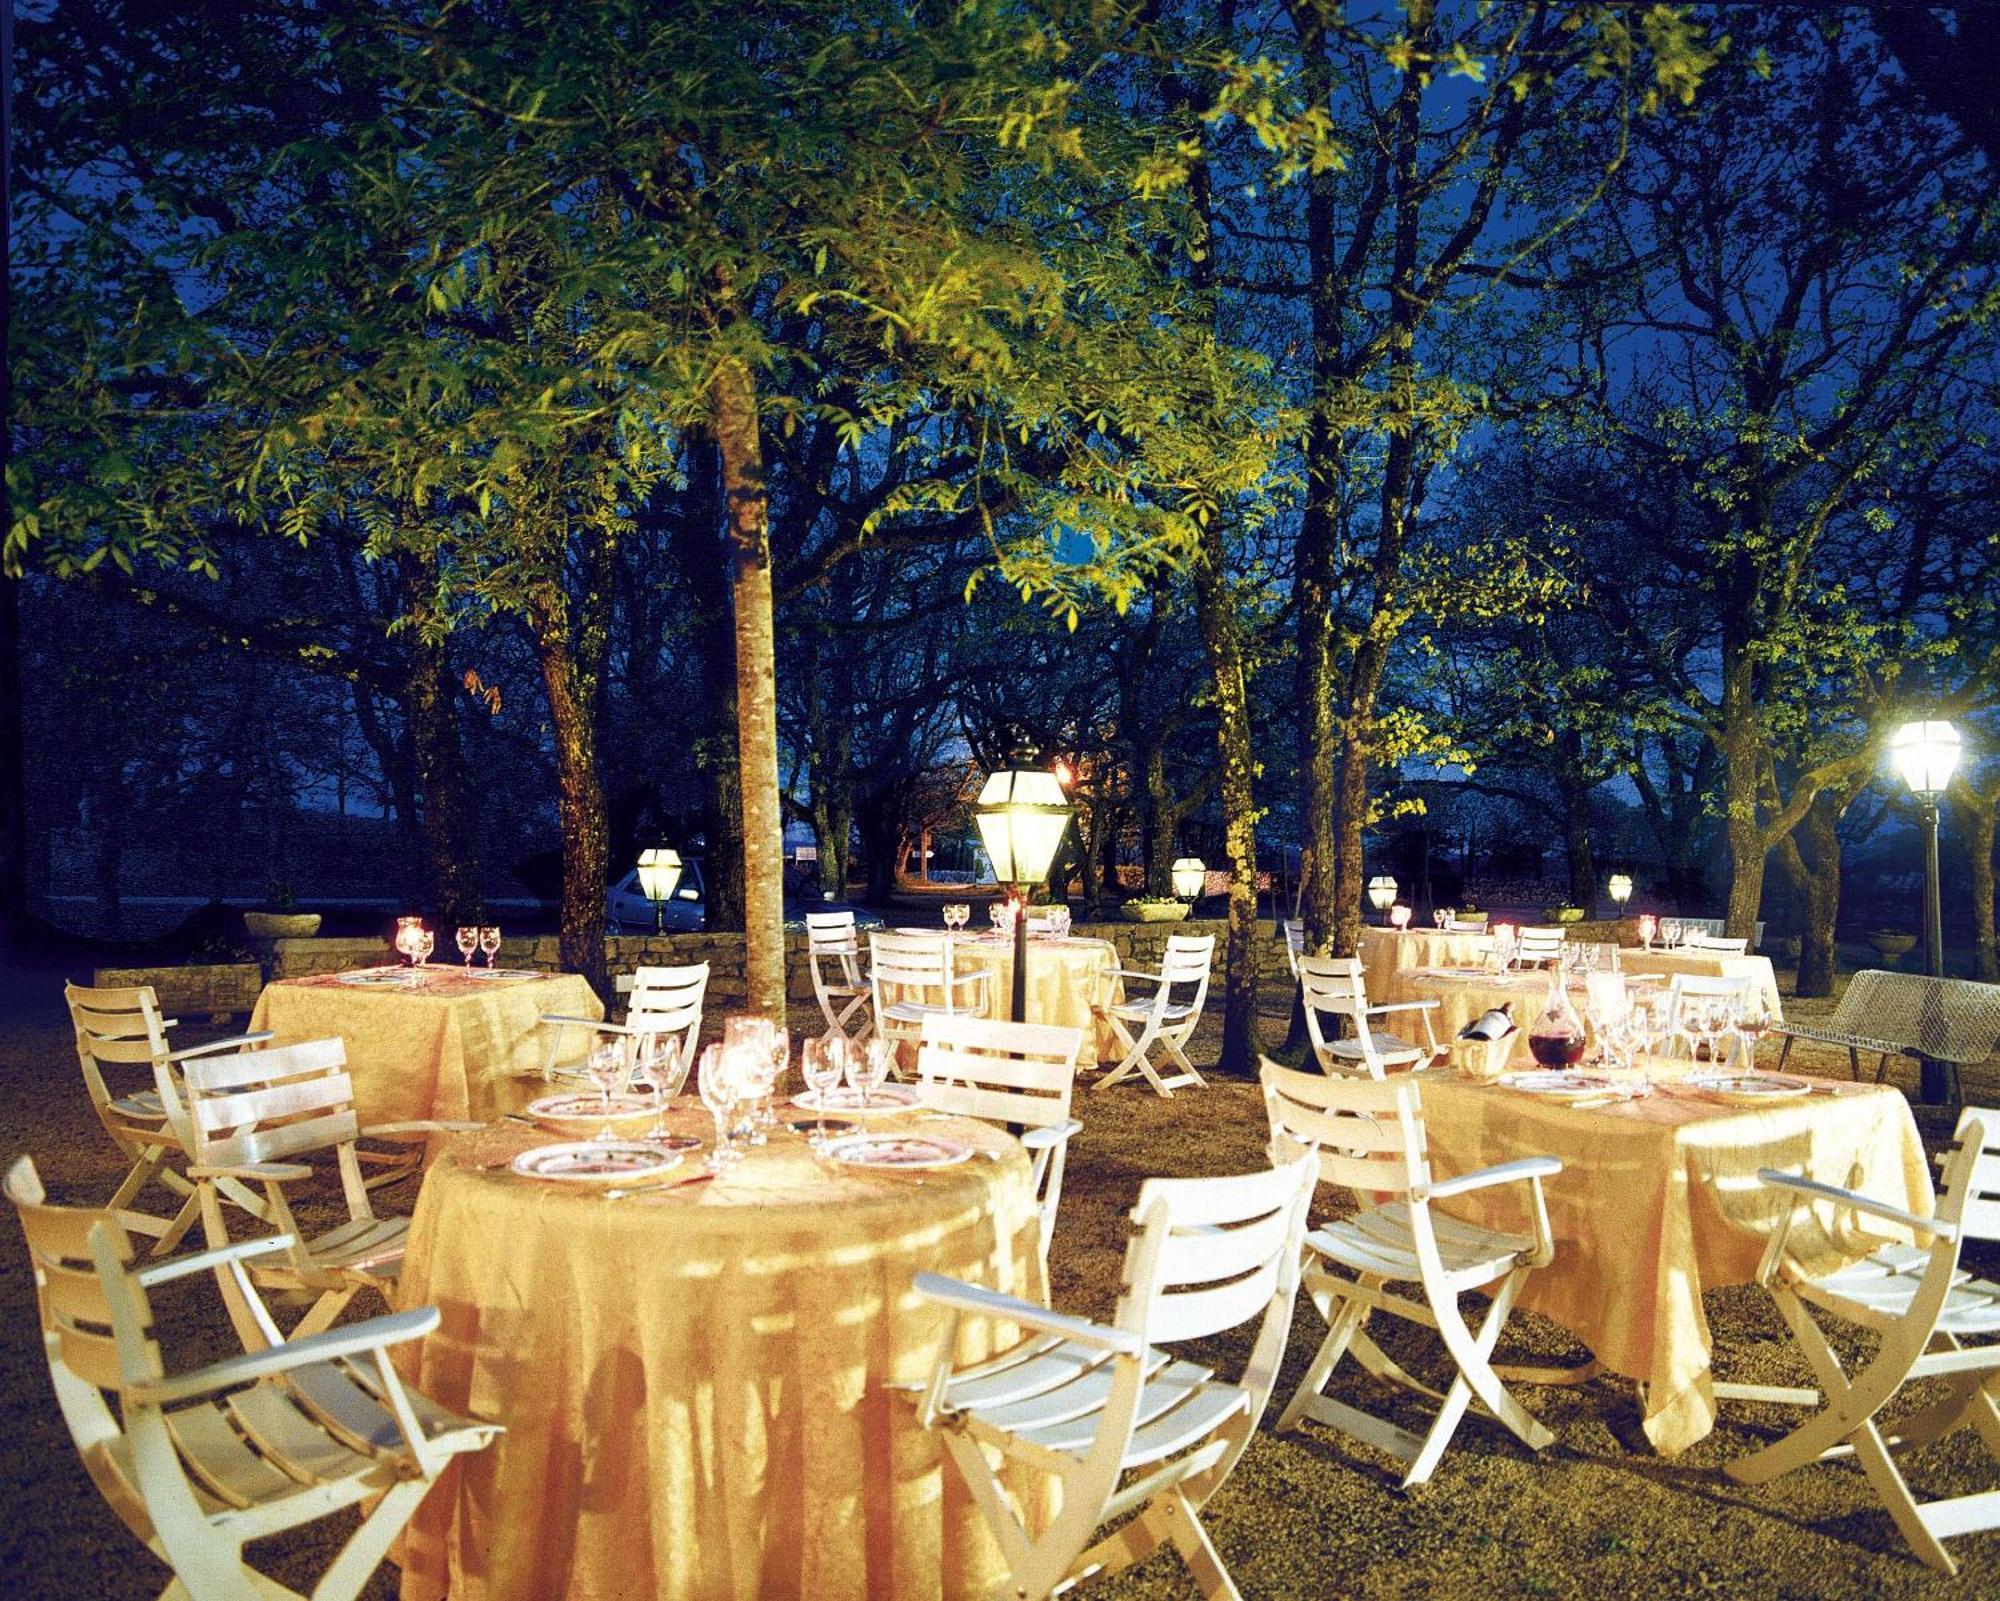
243, 910, 322, 940
1542, 906, 1586, 924
1121, 901, 1191, 924
1868, 931, 1917, 966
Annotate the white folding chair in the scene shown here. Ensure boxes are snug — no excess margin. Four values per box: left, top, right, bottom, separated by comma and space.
910, 1149, 1316, 1601
915, 1015, 1084, 1269
65, 981, 273, 1255
1568, 940, 1623, 972
1686, 933, 1750, 955
1096, 934, 1214, 1098
164, 1037, 478, 1350
1297, 954, 1444, 1078
1282, 918, 1306, 979
1664, 972, 1755, 1065
805, 911, 873, 1044
6, 1155, 498, 1601
870, 930, 993, 1059
1261, 1059, 1562, 1486
1516, 926, 1568, 966
1725, 1108, 2000, 1574
539, 962, 709, 1094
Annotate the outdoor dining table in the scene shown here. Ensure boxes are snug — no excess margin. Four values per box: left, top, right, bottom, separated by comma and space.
1402, 967, 1583, 1069
947, 932, 1125, 1060
1619, 947, 1785, 1019
1413, 1061, 1929, 1454
1358, 925, 1493, 1004
248, 964, 602, 1127
391, 1105, 1045, 1601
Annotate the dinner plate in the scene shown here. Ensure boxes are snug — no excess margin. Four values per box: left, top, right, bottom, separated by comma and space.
791, 1084, 920, 1115
822, 1134, 972, 1171
336, 969, 419, 986
1684, 1072, 1811, 1105
1495, 1071, 1617, 1101
1419, 966, 1498, 981
464, 967, 538, 980
524, 1092, 659, 1136
510, 1142, 683, 1183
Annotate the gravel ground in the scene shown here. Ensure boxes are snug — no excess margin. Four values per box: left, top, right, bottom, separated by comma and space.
1, 951, 1995, 1599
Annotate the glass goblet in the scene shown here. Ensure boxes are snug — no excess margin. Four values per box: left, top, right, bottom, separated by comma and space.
456, 926, 479, 968
1737, 1004, 1771, 1072
848, 1037, 893, 1108
415, 929, 436, 966
479, 926, 502, 967
698, 1046, 744, 1170
802, 1036, 844, 1146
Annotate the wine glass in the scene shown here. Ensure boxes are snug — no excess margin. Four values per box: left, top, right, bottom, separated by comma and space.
1737, 1003, 1771, 1072
698, 1046, 744, 1170
586, 1039, 626, 1134
415, 928, 436, 966
944, 903, 969, 935
455, 926, 478, 968
1660, 919, 1681, 951
848, 1037, 892, 1108
1433, 908, 1448, 931
802, 1036, 844, 1146
479, 926, 502, 967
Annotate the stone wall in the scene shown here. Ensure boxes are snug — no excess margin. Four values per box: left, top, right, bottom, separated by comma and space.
92, 962, 265, 1018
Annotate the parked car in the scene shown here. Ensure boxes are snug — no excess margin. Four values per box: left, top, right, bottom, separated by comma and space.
604, 858, 882, 934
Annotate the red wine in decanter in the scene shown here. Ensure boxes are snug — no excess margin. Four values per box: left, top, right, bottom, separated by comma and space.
1527, 971, 1589, 1068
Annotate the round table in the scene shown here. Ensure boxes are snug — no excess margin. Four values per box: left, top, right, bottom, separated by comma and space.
948, 933, 1123, 1060
393, 1107, 1045, 1601
1404, 969, 1663, 1071
1356, 927, 1493, 1004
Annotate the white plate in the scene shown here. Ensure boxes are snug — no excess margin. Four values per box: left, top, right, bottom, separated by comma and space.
337, 969, 419, 986
823, 1134, 972, 1171
792, 1084, 920, 1115
524, 1092, 658, 1133
1496, 1072, 1616, 1100
510, 1142, 683, 1183
1685, 1072, 1811, 1104
465, 967, 537, 980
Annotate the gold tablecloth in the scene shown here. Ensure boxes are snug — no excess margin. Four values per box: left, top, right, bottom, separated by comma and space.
1357, 927, 1493, 1003
948, 934, 1124, 1061
1416, 1066, 1929, 1453
249, 968, 602, 1125
394, 1108, 1045, 1601
1620, 949, 1783, 1019
1405, 970, 1569, 1070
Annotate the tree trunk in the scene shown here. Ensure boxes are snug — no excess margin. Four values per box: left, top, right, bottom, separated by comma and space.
526, 579, 609, 1000
1143, 746, 1177, 897
0, 567, 27, 951
1959, 783, 1997, 983
711, 359, 786, 1022
1718, 645, 1767, 938
677, 432, 746, 931
1191, 544, 1260, 1076
400, 561, 478, 925
1559, 759, 1596, 908
857, 787, 901, 906
1775, 791, 1843, 998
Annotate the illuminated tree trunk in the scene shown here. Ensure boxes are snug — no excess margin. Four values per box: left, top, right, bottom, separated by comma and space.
1775, 791, 1844, 998
711, 359, 787, 1021
399, 556, 477, 926
1192, 545, 1260, 1076
1719, 643, 1768, 940
526, 577, 609, 1000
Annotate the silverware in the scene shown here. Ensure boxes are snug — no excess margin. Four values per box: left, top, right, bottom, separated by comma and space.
605, 1172, 717, 1202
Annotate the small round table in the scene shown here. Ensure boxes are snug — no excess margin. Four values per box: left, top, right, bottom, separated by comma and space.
393, 1106, 1044, 1601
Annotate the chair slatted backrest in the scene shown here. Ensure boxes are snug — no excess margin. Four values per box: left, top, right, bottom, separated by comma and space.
1517, 926, 1568, 960
627, 963, 708, 1072
178, 1038, 361, 1190
870, 930, 953, 994
1950, 1106, 2000, 1243
1282, 919, 1306, 978
1261, 1059, 1428, 1201
6, 1157, 154, 1400
66, 982, 171, 1125
1141, 934, 1215, 1028
806, 911, 863, 985
1296, 955, 1379, 1076
1665, 972, 1754, 1027
1115, 1150, 1317, 1347
915, 1015, 1081, 1131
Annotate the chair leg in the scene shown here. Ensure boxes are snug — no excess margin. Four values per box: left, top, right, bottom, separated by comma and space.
1162, 1489, 1241, 1601
311, 1477, 434, 1601
1276, 1271, 1373, 1433
1849, 1416, 1959, 1575
1778, 1035, 1796, 1071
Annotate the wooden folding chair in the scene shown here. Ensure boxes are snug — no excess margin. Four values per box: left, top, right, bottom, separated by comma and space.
1096, 934, 1213, 1098
805, 911, 874, 1043
6, 1155, 498, 1601
1725, 1107, 2000, 1574
65, 981, 271, 1256
915, 1014, 1084, 1270
1297, 954, 1443, 1078
910, 1149, 1316, 1600
1516, 926, 1568, 966
869, 931, 992, 1062
539, 962, 708, 1095
164, 1037, 478, 1350
1261, 1059, 1562, 1486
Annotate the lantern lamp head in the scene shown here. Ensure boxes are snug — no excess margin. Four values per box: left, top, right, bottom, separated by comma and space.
1890, 719, 1961, 799
1366, 875, 1398, 911
974, 770, 1073, 888
636, 846, 683, 907
1171, 857, 1207, 901
1608, 873, 1633, 906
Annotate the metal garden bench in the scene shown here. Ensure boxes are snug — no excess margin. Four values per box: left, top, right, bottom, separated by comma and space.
1774, 969, 2000, 1099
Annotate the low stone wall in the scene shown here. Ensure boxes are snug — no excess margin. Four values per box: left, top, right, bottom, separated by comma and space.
92, 962, 265, 1018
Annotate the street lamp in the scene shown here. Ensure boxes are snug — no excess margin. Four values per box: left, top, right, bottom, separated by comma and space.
1171, 857, 1207, 904
974, 768, 1074, 1021
636, 846, 683, 935
1891, 718, 1961, 1104
1367, 875, 1398, 926
1608, 873, 1633, 913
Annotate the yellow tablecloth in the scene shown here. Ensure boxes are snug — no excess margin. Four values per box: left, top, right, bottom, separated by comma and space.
1357, 927, 1493, 1003
1405, 970, 1570, 1070
394, 1109, 1045, 1601
1415, 1066, 1929, 1454
1620, 949, 1783, 1019
249, 968, 602, 1125
948, 935, 1124, 1061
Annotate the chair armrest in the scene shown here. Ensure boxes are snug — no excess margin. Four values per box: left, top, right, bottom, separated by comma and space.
1110, 969, 1164, 985
1755, 1169, 1952, 1241
1426, 1155, 1563, 1201
1363, 1000, 1441, 1016
912, 1272, 1144, 1358
1019, 1120, 1083, 1151
134, 1234, 295, 1288
360, 1120, 485, 1139
539, 1013, 624, 1032
188, 1162, 315, 1184
167, 1031, 275, 1061
129, 1307, 442, 1405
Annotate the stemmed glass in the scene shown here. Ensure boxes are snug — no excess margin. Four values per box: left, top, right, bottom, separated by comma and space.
1433, 908, 1449, 931
1637, 914, 1657, 951
1661, 919, 1682, 951
944, 903, 969, 937
1737, 1003, 1771, 1072
586, 1040, 626, 1135
848, 1037, 892, 1110
415, 928, 436, 966
698, 1045, 745, 1170
456, 926, 479, 968
802, 1036, 844, 1146
479, 926, 502, 967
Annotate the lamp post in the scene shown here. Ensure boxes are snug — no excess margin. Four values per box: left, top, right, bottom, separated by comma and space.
975, 769, 1074, 1022
1171, 856, 1207, 905
636, 846, 683, 935
1891, 719, 1961, 1103
1608, 873, 1633, 917
1367, 875, 1398, 927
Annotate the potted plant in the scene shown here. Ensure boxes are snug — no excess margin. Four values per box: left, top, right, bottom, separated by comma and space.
1121, 895, 1191, 923
243, 882, 322, 940
1867, 928, 1917, 966
1542, 905, 1587, 924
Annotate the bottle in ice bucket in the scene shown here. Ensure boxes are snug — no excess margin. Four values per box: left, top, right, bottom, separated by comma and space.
1527, 970, 1587, 1068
